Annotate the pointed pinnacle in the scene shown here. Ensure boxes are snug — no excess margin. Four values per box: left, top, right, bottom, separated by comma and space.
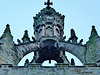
91, 25, 98, 36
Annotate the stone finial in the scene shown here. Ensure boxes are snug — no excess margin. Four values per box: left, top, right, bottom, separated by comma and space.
17, 39, 21, 44
22, 30, 30, 43
63, 36, 66, 40
4, 24, 11, 33
32, 36, 36, 42
88, 25, 99, 43
71, 58, 75, 65
44, 0, 53, 9
90, 25, 98, 37
24, 59, 29, 66
69, 29, 78, 43
49, 60, 51, 64
1, 24, 13, 40
79, 39, 83, 45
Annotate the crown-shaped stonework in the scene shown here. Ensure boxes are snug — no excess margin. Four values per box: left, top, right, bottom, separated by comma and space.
33, 5, 65, 41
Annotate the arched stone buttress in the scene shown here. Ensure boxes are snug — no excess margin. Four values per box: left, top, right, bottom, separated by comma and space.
58, 42, 86, 64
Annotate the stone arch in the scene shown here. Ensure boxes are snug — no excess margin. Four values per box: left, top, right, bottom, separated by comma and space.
16, 42, 37, 65
65, 52, 83, 65
59, 42, 86, 64
15, 41, 86, 65
18, 52, 34, 66
17, 51, 83, 66
65, 48, 85, 64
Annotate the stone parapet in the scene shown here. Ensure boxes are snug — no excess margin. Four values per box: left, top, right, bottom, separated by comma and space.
0, 64, 100, 75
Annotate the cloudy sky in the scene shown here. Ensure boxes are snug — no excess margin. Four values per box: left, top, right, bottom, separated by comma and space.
0, 0, 100, 66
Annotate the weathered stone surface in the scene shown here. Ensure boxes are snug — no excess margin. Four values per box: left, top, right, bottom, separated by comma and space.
86, 26, 100, 64
15, 42, 37, 64
0, 24, 16, 65
0, 64, 100, 75
0, 1, 100, 75
33, 5, 65, 41
59, 42, 86, 64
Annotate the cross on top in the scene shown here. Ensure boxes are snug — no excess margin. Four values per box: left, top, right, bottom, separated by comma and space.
44, 0, 53, 7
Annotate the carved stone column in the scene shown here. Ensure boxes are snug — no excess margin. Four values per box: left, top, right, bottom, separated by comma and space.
43, 25, 45, 36
35, 31, 38, 40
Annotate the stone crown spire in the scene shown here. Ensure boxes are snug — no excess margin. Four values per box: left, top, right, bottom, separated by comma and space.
33, 3, 65, 41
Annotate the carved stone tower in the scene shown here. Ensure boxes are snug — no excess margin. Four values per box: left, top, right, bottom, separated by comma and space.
33, 1, 65, 41
31, 0, 69, 64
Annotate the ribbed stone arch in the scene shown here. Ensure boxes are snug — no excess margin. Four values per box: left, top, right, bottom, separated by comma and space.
58, 42, 86, 64
15, 40, 86, 65
16, 42, 38, 65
